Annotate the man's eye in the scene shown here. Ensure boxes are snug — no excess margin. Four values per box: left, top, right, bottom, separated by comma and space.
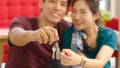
50, 0, 55, 3
61, 3, 67, 6
81, 12, 86, 13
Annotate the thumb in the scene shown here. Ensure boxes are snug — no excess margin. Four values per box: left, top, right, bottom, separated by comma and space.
62, 49, 75, 56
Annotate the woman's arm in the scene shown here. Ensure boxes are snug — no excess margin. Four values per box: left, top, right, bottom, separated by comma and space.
83, 45, 114, 68
61, 45, 114, 68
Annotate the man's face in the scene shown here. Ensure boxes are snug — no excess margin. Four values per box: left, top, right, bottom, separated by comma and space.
41, 0, 68, 24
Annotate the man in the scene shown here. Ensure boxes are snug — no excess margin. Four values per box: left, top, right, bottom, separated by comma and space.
5, 0, 72, 68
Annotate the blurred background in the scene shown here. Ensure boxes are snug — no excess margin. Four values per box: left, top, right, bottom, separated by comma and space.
0, 0, 120, 68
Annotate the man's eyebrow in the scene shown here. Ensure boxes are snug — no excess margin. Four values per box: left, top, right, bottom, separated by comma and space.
61, 0, 68, 4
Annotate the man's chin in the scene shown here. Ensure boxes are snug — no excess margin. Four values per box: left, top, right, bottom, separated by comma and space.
52, 19, 61, 23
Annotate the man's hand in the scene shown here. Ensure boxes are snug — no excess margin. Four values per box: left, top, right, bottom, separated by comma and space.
33, 26, 59, 45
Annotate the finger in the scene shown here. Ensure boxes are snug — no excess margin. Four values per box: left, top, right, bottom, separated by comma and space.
48, 32, 54, 45
62, 49, 75, 56
61, 60, 71, 66
61, 56, 74, 66
49, 27, 59, 41
41, 26, 56, 45
38, 29, 49, 44
45, 29, 55, 45
61, 52, 71, 61
35, 30, 43, 44
61, 57, 69, 66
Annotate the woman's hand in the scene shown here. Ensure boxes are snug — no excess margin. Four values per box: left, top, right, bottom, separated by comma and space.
61, 49, 82, 66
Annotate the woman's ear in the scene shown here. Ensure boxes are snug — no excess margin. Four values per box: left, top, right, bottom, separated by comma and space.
94, 10, 100, 20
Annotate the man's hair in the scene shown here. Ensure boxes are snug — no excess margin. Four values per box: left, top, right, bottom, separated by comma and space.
43, 0, 72, 8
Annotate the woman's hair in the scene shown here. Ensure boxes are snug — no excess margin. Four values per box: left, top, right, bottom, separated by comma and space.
82, 35, 93, 53
43, 0, 72, 8
72, 0, 99, 15
72, 0, 100, 25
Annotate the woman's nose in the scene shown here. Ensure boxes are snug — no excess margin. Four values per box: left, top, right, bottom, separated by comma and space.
74, 13, 81, 20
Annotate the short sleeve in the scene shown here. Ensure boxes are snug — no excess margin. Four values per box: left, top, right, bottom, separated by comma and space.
103, 30, 118, 50
9, 17, 32, 30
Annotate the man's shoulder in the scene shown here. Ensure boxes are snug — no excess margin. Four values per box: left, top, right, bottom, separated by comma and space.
11, 16, 37, 23
59, 19, 72, 29
10, 17, 38, 30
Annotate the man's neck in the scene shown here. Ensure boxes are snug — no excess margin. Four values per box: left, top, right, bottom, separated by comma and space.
38, 16, 57, 28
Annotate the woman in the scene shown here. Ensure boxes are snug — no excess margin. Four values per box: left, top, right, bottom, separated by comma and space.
61, 0, 118, 68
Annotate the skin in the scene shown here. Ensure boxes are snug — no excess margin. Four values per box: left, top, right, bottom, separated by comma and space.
61, 0, 114, 68
9, 0, 68, 46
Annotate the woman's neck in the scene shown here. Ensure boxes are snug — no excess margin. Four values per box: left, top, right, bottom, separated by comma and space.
83, 24, 99, 48
83, 24, 98, 37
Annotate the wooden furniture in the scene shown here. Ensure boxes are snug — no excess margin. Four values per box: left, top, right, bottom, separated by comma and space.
0, 29, 9, 68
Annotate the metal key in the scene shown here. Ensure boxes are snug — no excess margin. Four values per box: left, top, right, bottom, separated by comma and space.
52, 45, 56, 59
55, 42, 60, 60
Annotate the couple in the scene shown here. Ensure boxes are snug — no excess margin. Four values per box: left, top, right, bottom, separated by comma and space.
6, 0, 118, 68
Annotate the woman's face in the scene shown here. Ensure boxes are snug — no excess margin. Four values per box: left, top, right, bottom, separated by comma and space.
71, 0, 98, 30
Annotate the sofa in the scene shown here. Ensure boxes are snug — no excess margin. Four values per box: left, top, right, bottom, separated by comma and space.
0, 0, 41, 28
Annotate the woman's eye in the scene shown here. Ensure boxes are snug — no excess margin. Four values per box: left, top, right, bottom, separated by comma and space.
72, 10, 76, 13
81, 12, 86, 13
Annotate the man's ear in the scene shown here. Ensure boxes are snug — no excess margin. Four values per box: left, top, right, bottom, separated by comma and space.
39, 0, 44, 9
65, 10, 69, 15
94, 10, 100, 20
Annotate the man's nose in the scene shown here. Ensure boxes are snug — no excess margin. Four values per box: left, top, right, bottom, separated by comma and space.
54, 3, 61, 11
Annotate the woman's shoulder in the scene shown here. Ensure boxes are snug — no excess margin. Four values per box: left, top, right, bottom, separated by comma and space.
64, 25, 74, 32
62, 25, 74, 38
98, 26, 118, 50
99, 26, 116, 36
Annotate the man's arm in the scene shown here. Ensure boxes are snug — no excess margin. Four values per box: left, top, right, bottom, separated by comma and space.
9, 26, 59, 47
9, 27, 36, 47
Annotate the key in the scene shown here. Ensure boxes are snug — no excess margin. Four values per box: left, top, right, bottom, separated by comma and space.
52, 45, 56, 59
